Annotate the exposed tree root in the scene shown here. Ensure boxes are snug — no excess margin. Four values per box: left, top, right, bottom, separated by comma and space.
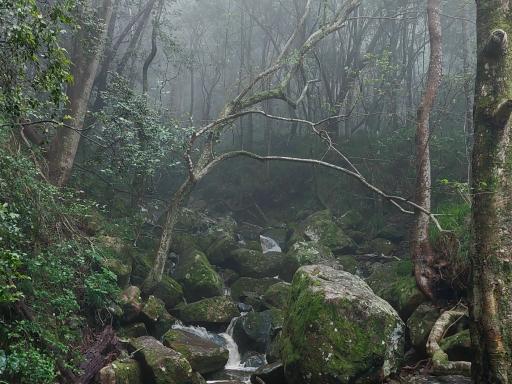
426, 306, 471, 377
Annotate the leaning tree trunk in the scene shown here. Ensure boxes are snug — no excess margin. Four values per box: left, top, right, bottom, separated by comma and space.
48, 0, 113, 186
470, 2, 512, 382
410, 0, 442, 300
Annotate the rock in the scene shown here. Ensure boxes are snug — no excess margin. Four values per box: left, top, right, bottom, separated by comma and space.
130, 336, 194, 384
250, 362, 285, 384
234, 309, 284, 354
120, 286, 143, 323
130, 252, 154, 286
151, 275, 184, 310
406, 375, 471, 384
336, 255, 359, 275
440, 329, 471, 362
229, 249, 283, 278
263, 282, 291, 309
219, 268, 240, 285
281, 241, 334, 281
366, 260, 427, 319
163, 329, 229, 374
102, 258, 132, 288
241, 351, 266, 368
230, 277, 281, 302
152, 310, 177, 340
118, 323, 148, 338
301, 210, 356, 253
175, 249, 223, 302
178, 296, 240, 326
359, 237, 397, 256
140, 295, 177, 339
98, 358, 141, 384
206, 235, 239, 265
407, 303, 441, 352
376, 225, 405, 242
261, 227, 289, 250
266, 330, 282, 364
280, 265, 405, 384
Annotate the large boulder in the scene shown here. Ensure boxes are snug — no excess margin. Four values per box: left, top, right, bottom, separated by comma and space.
299, 210, 356, 253
281, 241, 334, 281
233, 309, 284, 354
280, 265, 405, 383
230, 277, 281, 302
250, 362, 285, 384
229, 249, 283, 278
140, 295, 176, 339
129, 336, 195, 384
151, 275, 184, 310
263, 282, 291, 309
206, 235, 239, 265
98, 358, 141, 384
178, 296, 240, 326
366, 260, 427, 319
163, 329, 229, 374
175, 250, 223, 302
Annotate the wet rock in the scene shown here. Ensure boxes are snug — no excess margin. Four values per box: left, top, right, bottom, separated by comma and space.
366, 260, 427, 320
120, 286, 143, 323
407, 303, 440, 352
178, 296, 240, 326
241, 351, 266, 368
230, 277, 281, 302
281, 241, 334, 281
98, 358, 141, 384
250, 361, 285, 384
163, 329, 228, 374
263, 282, 291, 309
234, 309, 284, 354
280, 265, 405, 384
261, 227, 289, 250
129, 336, 194, 384
175, 249, 223, 302
230, 249, 284, 278
151, 275, 184, 310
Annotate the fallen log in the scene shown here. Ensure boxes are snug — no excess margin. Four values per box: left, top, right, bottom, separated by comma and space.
77, 326, 118, 384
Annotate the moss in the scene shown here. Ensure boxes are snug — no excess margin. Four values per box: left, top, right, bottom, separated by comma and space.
406, 303, 440, 351
103, 258, 132, 288
230, 277, 281, 301
263, 282, 292, 309
230, 248, 284, 278
206, 235, 238, 265
301, 210, 355, 252
141, 295, 166, 322
281, 241, 333, 281
175, 249, 223, 302
151, 275, 184, 310
100, 358, 142, 384
178, 296, 240, 325
336, 255, 358, 274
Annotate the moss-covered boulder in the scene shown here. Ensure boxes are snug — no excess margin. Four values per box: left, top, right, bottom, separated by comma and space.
300, 210, 356, 253
366, 260, 427, 319
234, 309, 284, 354
103, 258, 132, 288
280, 265, 405, 383
118, 323, 148, 339
163, 329, 229, 374
120, 286, 143, 323
151, 275, 184, 310
98, 358, 141, 384
178, 296, 240, 326
141, 295, 167, 323
263, 282, 291, 309
129, 336, 195, 384
281, 241, 334, 281
206, 235, 239, 265
140, 295, 177, 339
407, 303, 441, 352
175, 250, 223, 302
130, 251, 154, 286
440, 329, 471, 362
230, 277, 281, 302
229, 249, 284, 278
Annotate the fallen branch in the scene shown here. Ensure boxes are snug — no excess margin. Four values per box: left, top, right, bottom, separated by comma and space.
426, 306, 471, 376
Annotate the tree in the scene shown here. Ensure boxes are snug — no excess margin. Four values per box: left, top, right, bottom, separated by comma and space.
410, 0, 442, 299
470, 1, 512, 382
47, 0, 114, 186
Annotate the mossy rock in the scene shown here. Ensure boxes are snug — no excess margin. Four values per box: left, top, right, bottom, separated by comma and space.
99, 358, 142, 384
263, 282, 291, 309
178, 296, 240, 326
280, 265, 405, 384
163, 329, 228, 374
141, 295, 167, 323
230, 277, 281, 302
175, 250, 223, 302
230, 249, 284, 278
281, 241, 334, 281
366, 260, 427, 320
151, 275, 184, 310
129, 336, 194, 384
407, 303, 440, 352
118, 323, 148, 339
206, 235, 239, 265
338, 210, 364, 230
300, 210, 356, 253
130, 251, 154, 286
120, 286, 143, 323
359, 238, 397, 256
103, 258, 132, 288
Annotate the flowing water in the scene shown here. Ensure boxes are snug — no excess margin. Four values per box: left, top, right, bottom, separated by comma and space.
260, 235, 282, 253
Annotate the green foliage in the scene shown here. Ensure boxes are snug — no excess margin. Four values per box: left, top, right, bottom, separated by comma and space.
4, 342, 57, 384
0, 0, 73, 118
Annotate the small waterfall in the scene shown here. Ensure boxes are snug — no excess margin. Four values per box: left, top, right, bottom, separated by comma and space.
220, 317, 242, 370
260, 235, 282, 253
171, 321, 225, 345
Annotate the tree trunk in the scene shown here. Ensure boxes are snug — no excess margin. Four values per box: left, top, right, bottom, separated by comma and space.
47, 0, 114, 186
410, 0, 442, 300
470, 1, 512, 382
